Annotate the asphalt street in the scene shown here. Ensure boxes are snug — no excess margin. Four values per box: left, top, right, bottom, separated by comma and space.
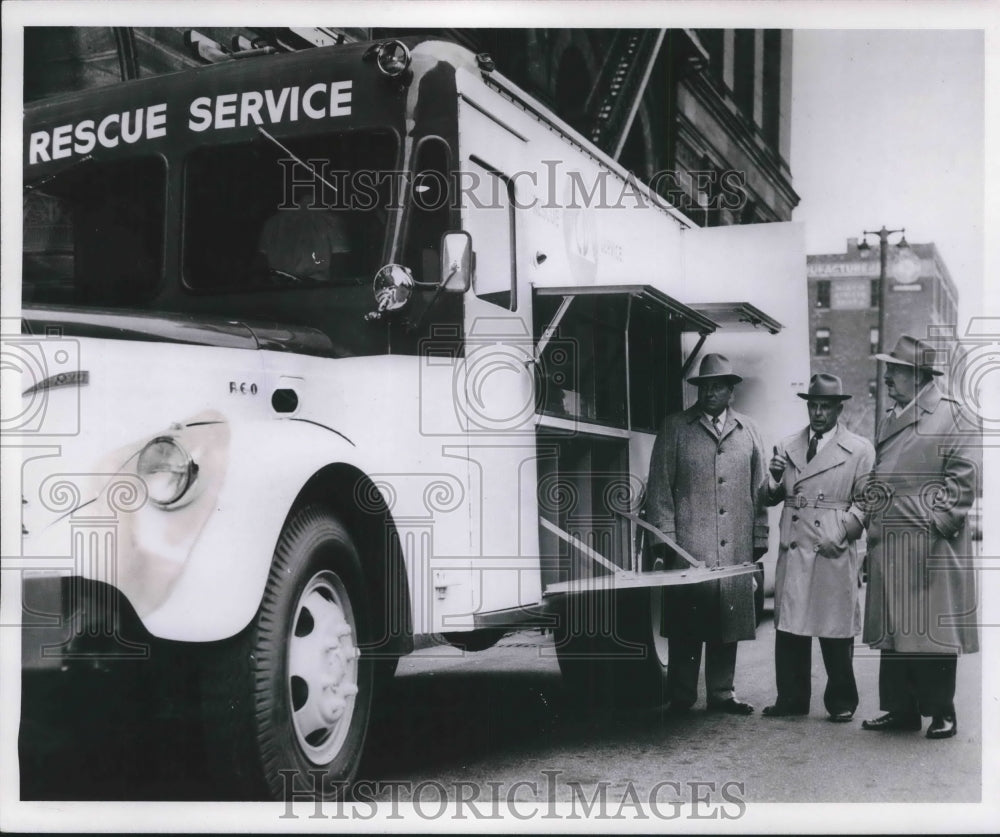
362, 606, 983, 805
18, 605, 981, 804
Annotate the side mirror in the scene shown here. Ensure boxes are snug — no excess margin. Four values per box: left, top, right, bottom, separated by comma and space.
440, 231, 473, 292
364, 263, 414, 321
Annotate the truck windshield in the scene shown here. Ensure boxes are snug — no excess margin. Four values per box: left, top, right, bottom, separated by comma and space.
23, 156, 165, 308
184, 129, 396, 291
23, 129, 402, 357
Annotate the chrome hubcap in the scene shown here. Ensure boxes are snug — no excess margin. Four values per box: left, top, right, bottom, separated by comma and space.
287, 571, 359, 764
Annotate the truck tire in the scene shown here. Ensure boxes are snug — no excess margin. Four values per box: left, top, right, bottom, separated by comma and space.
201, 506, 373, 800
554, 587, 669, 708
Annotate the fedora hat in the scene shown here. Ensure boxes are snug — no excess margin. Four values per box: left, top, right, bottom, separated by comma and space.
797, 373, 852, 401
687, 353, 743, 385
873, 335, 944, 376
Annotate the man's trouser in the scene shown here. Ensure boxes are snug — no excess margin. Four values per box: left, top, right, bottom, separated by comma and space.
774, 629, 858, 714
666, 638, 737, 706
878, 649, 957, 717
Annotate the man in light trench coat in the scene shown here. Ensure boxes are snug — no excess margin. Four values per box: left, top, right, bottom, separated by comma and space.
644, 353, 768, 715
861, 335, 980, 740
761, 374, 875, 722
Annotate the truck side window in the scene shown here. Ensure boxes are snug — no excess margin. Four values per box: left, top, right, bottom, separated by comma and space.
404, 137, 451, 286
464, 158, 517, 311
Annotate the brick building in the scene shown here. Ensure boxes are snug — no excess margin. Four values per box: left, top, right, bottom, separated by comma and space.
807, 238, 960, 439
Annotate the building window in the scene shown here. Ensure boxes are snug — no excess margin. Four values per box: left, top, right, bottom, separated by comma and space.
815, 280, 830, 309
870, 278, 880, 308
733, 29, 755, 118
868, 379, 878, 399
815, 327, 831, 356
869, 326, 879, 355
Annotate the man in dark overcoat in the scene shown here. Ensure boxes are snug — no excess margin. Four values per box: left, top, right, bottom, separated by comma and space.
644, 353, 768, 715
762, 374, 875, 722
861, 335, 981, 740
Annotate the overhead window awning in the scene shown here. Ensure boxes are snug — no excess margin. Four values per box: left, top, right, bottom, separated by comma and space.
688, 302, 783, 335
535, 284, 719, 335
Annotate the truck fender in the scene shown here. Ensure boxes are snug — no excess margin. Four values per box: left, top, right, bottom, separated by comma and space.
141, 419, 394, 642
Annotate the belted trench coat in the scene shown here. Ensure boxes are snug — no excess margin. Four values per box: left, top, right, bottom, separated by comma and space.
644, 405, 769, 643
766, 423, 875, 638
862, 382, 980, 655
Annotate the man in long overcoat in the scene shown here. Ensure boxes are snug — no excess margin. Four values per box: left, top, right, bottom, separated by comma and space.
861, 335, 980, 740
644, 353, 768, 715
761, 374, 875, 722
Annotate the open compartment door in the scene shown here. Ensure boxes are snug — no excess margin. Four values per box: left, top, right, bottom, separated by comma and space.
680, 221, 810, 436
532, 283, 735, 597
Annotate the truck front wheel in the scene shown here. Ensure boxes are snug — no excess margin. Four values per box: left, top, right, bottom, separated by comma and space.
201, 506, 373, 800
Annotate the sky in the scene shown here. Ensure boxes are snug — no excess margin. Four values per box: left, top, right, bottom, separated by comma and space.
790, 29, 985, 325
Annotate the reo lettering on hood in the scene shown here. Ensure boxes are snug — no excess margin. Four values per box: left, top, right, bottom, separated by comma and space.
27, 80, 353, 166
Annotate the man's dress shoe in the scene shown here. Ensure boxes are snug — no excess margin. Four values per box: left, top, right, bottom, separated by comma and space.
827, 710, 854, 723
926, 715, 957, 739
861, 711, 921, 732
707, 698, 754, 715
762, 704, 808, 717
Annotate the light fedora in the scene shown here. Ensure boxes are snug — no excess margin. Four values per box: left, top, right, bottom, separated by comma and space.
874, 335, 944, 376
687, 353, 743, 385
797, 373, 852, 401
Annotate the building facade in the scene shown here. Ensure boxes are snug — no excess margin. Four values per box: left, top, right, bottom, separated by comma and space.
24, 26, 798, 226
807, 238, 960, 439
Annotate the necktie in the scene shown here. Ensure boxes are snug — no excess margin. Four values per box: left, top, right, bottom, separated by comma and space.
806, 432, 823, 462
713, 416, 723, 437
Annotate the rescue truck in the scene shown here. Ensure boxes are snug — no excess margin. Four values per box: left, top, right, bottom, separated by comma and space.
16, 36, 808, 799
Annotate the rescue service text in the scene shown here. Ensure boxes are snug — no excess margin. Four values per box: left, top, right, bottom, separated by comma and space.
27, 81, 353, 166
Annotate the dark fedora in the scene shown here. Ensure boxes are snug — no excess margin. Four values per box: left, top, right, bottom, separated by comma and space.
797, 373, 852, 401
687, 353, 743, 385
874, 335, 944, 376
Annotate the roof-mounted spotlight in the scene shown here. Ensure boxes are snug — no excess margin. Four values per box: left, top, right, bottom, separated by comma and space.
375, 40, 411, 77
476, 53, 496, 72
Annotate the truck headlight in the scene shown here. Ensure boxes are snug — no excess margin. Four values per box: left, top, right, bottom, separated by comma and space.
375, 40, 411, 77
137, 437, 198, 507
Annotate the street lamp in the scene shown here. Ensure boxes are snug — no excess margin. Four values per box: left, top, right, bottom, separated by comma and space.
858, 225, 913, 424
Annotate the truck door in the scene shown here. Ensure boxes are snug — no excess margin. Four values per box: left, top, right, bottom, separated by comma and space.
448, 97, 542, 619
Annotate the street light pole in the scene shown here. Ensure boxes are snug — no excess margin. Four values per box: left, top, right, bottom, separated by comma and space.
860, 225, 906, 426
